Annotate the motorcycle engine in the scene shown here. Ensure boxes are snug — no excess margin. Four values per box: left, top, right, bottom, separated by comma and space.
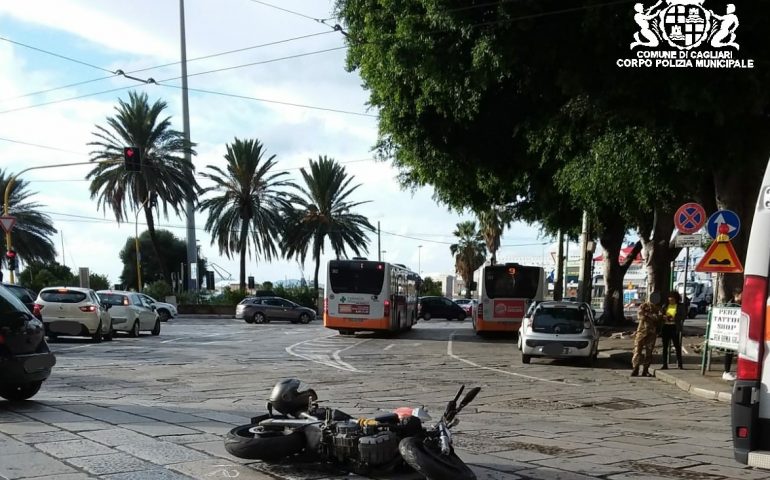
331, 421, 399, 466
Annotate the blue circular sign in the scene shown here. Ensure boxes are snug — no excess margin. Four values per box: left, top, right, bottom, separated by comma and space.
706, 210, 740, 240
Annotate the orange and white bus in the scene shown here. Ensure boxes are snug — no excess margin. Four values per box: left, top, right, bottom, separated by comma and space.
324, 259, 419, 335
472, 263, 545, 335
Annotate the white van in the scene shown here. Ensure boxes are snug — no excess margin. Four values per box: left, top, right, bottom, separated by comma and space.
733, 160, 770, 466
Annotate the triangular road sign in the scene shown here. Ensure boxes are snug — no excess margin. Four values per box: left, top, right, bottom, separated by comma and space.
0, 216, 15, 233
695, 239, 743, 273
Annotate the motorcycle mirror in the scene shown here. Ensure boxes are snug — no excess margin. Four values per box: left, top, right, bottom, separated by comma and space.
452, 385, 465, 404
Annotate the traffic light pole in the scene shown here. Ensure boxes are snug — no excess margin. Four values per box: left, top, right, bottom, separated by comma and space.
135, 197, 151, 291
3, 161, 117, 283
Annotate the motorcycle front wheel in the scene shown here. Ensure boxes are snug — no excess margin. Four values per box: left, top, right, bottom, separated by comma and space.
399, 437, 476, 480
224, 424, 305, 461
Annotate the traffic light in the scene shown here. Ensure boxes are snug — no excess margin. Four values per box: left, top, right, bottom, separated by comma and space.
248, 276, 255, 290
124, 147, 142, 172
5, 250, 17, 271
205, 271, 215, 291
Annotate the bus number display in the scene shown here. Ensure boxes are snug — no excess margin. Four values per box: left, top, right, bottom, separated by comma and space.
338, 304, 370, 315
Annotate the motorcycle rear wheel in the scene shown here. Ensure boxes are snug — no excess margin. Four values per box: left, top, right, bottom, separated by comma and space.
224, 424, 305, 460
399, 437, 475, 480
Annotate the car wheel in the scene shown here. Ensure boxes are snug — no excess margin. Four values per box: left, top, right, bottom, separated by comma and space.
245, 313, 255, 324
0, 381, 43, 401
129, 321, 140, 338
423, 312, 431, 321
151, 319, 161, 336
457, 313, 466, 321
299, 313, 311, 324
92, 322, 103, 343
158, 309, 171, 322
255, 313, 266, 324
522, 354, 532, 364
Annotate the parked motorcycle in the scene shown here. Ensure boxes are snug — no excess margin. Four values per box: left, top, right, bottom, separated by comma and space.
224, 378, 480, 479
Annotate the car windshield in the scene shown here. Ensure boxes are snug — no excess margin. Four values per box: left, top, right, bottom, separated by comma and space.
98, 293, 127, 306
40, 290, 87, 303
532, 307, 585, 334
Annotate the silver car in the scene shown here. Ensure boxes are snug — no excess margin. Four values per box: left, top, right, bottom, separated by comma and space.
518, 301, 599, 366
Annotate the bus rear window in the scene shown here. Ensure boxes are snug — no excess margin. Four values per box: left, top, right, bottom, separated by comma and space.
484, 266, 540, 299
329, 262, 385, 295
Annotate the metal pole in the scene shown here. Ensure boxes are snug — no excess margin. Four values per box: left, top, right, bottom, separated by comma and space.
564, 237, 570, 298
680, 247, 689, 352
179, 0, 197, 291
418, 245, 422, 275
577, 211, 589, 302
377, 221, 381, 261
135, 198, 150, 291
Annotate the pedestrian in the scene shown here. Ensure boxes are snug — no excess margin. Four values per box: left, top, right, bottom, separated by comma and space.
722, 286, 742, 381
631, 292, 662, 377
661, 291, 685, 369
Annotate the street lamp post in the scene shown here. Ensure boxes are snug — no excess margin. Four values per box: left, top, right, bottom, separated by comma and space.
418, 245, 423, 275
381, 250, 387, 262
135, 197, 151, 291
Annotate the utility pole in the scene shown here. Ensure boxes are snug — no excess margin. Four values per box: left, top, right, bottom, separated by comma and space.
554, 230, 564, 301
577, 211, 592, 303
564, 236, 570, 298
179, 0, 197, 292
377, 221, 381, 261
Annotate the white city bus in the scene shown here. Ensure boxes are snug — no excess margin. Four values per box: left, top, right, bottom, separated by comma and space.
472, 263, 545, 334
324, 259, 419, 335
733, 159, 770, 467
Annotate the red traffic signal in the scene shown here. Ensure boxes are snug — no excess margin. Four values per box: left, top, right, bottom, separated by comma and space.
124, 147, 142, 172
5, 249, 17, 271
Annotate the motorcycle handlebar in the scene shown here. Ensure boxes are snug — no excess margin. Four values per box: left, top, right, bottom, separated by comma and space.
459, 387, 481, 411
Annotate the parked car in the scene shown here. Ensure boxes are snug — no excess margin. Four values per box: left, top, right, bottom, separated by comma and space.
36, 287, 114, 342
453, 298, 478, 317
138, 293, 177, 322
236, 296, 315, 324
418, 296, 467, 321
3, 283, 42, 320
97, 290, 160, 336
0, 284, 56, 401
518, 301, 599, 366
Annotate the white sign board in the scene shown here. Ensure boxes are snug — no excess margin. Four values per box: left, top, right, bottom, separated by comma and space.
708, 306, 740, 351
674, 234, 702, 248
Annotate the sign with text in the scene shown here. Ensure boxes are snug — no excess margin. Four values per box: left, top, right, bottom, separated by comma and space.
492, 299, 526, 319
708, 306, 740, 351
338, 304, 370, 315
674, 233, 702, 248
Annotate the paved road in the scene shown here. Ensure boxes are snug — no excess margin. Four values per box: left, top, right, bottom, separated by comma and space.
0, 316, 756, 480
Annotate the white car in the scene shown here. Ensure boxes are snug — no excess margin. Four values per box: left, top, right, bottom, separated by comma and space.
37, 287, 114, 343
97, 290, 160, 337
139, 294, 177, 322
518, 301, 599, 366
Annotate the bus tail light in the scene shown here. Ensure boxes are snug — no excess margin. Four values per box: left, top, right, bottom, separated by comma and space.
324, 298, 328, 314
737, 426, 749, 438
736, 275, 767, 381
384, 300, 390, 317
477, 304, 483, 321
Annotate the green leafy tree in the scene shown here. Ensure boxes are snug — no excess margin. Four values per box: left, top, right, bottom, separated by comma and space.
89, 273, 110, 291
87, 91, 198, 284
0, 170, 57, 267
119, 229, 205, 290
198, 138, 293, 292
476, 206, 513, 265
419, 276, 443, 297
273, 284, 317, 310
449, 221, 486, 299
281, 156, 374, 299
143, 280, 173, 301
18, 261, 76, 292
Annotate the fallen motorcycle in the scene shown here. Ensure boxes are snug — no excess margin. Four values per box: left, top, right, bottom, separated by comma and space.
224, 378, 480, 479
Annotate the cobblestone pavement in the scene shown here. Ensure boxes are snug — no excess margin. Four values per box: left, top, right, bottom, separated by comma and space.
0, 317, 757, 480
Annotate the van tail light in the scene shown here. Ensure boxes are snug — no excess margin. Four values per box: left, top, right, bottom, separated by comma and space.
737, 275, 767, 381
323, 298, 328, 314
33, 304, 42, 317
384, 300, 390, 317
79, 305, 97, 313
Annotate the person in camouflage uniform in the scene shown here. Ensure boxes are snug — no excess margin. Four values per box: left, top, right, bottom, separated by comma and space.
631, 293, 663, 377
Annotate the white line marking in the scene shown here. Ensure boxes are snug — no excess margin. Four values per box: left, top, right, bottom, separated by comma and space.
384, 344, 395, 351
286, 335, 367, 372
447, 332, 581, 386
682, 346, 690, 355
160, 337, 183, 344
59, 343, 95, 351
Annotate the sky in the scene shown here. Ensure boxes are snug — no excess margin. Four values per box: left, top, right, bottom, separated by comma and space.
0, 0, 560, 289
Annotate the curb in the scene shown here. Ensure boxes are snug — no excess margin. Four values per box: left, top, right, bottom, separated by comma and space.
607, 350, 732, 403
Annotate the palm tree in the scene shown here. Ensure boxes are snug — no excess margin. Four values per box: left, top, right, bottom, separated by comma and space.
281, 156, 374, 300
86, 91, 197, 284
477, 206, 513, 265
450, 221, 486, 298
0, 170, 57, 268
198, 138, 293, 291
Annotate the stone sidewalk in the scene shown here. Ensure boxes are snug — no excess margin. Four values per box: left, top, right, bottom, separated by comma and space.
599, 326, 734, 403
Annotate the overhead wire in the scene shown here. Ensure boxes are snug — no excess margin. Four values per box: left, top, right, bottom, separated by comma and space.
0, 35, 116, 74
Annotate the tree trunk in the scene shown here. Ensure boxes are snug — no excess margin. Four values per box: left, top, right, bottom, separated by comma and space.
238, 219, 249, 292
713, 167, 763, 302
490, 248, 497, 265
313, 239, 322, 313
554, 230, 564, 301
599, 215, 642, 325
640, 207, 677, 298
144, 207, 170, 285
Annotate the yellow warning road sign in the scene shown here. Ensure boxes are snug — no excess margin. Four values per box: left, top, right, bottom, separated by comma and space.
695, 239, 744, 273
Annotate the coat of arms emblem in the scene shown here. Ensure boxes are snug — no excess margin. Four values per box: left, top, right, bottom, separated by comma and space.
630, 0, 740, 51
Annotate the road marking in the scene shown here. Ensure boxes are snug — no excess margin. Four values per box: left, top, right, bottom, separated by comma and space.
384, 344, 395, 351
58, 343, 95, 351
286, 335, 367, 372
447, 332, 581, 387
161, 337, 183, 344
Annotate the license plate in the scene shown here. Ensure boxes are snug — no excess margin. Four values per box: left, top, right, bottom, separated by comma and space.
562, 348, 571, 354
